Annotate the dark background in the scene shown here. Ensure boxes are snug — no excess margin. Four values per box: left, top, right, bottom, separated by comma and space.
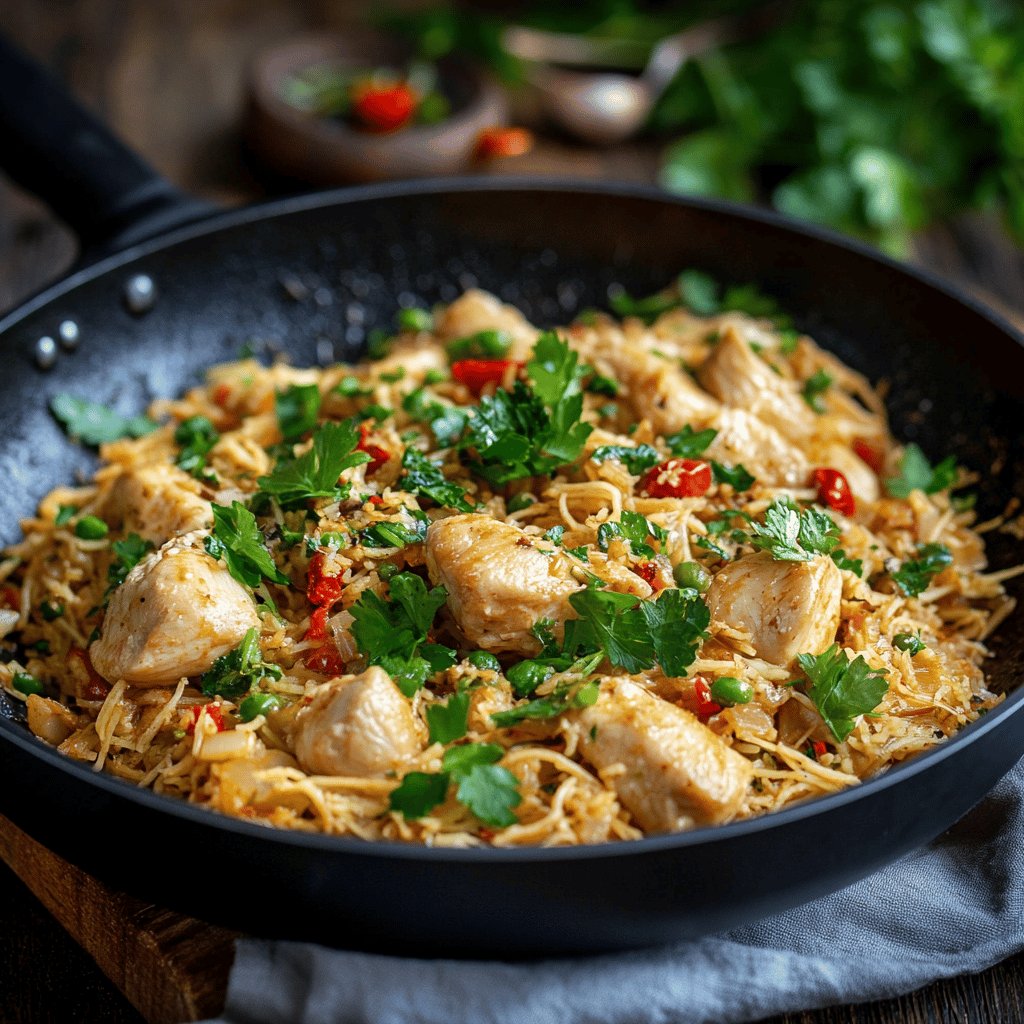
1, 2, 1024, 1022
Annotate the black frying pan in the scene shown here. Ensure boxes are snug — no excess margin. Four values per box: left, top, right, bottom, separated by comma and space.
0, 37, 1022, 958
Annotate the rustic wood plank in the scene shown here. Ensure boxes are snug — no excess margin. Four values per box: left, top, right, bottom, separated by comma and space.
0, 814, 235, 1024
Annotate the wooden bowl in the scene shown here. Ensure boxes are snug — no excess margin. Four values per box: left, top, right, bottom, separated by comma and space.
244, 30, 507, 184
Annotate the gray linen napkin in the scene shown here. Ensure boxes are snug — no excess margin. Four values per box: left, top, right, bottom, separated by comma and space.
204, 758, 1024, 1024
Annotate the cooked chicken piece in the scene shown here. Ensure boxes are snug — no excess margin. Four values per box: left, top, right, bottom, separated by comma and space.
103, 464, 211, 544
707, 551, 842, 666
292, 666, 422, 777
436, 289, 538, 358
576, 678, 752, 831
699, 327, 815, 443
576, 335, 720, 435
371, 338, 448, 382
26, 694, 78, 746
815, 442, 880, 505
90, 539, 259, 686
425, 514, 582, 655
705, 408, 809, 487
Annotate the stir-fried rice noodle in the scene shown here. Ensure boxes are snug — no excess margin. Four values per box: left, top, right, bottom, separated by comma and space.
2, 288, 1015, 847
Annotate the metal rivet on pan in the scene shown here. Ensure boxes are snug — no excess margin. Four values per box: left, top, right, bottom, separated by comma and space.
34, 336, 58, 369
58, 320, 80, 349
124, 274, 157, 315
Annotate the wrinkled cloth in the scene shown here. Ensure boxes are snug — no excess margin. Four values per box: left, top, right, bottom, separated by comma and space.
204, 760, 1024, 1024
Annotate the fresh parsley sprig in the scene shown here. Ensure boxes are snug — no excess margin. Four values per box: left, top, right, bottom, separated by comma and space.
174, 415, 219, 482
205, 502, 290, 589
349, 571, 455, 696
885, 444, 957, 498
257, 420, 370, 508
398, 447, 474, 512
276, 383, 321, 440
459, 332, 593, 485
891, 543, 953, 597
796, 644, 889, 743
751, 499, 840, 562
106, 533, 152, 593
666, 425, 718, 458
51, 394, 158, 446
389, 741, 521, 826
200, 627, 282, 698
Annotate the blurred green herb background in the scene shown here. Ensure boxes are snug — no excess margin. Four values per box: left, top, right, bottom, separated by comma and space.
387, 0, 1024, 257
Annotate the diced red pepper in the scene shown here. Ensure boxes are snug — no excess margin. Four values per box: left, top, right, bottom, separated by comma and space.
367, 495, 384, 506
187, 702, 225, 735
356, 422, 391, 476
307, 552, 343, 608
813, 467, 856, 518
69, 647, 111, 703
305, 605, 331, 642
1, 585, 19, 610
212, 383, 232, 408
693, 676, 722, 720
641, 459, 712, 499
812, 740, 828, 759
451, 359, 519, 396
474, 126, 535, 160
352, 82, 418, 133
853, 438, 883, 473
303, 644, 345, 676
632, 561, 665, 591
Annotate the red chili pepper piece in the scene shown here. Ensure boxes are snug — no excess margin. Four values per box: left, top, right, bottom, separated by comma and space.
693, 676, 722, 720
187, 703, 224, 735
474, 126, 535, 160
812, 740, 828, 759
1, 585, 19, 610
813, 467, 856, 517
307, 552, 343, 608
641, 459, 712, 499
352, 82, 418, 133
367, 495, 384, 506
303, 645, 345, 676
451, 358, 519, 396
212, 383, 231, 408
852, 438, 883, 473
69, 646, 111, 702
632, 561, 665, 591
305, 605, 331, 642
355, 422, 391, 476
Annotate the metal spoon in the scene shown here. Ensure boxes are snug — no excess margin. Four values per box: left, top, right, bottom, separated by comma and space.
504, 5, 785, 146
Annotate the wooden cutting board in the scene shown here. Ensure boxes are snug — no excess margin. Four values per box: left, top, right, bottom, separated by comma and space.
0, 813, 235, 1023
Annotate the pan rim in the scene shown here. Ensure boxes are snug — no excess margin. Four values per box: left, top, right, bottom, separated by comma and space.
1, 176, 1022, 864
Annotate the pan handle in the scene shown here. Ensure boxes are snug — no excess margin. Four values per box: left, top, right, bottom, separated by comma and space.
0, 34, 216, 261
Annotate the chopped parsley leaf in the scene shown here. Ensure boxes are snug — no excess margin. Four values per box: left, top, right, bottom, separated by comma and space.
360, 518, 427, 550
426, 691, 470, 744
399, 447, 474, 512
711, 461, 755, 491
51, 394, 158, 446
751, 499, 840, 562
174, 415, 220, 482
257, 420, 369, 508
801, 369, 833, 413
885, 444, 958, 498
590, 444, 661, 475
666, 425, 717, 458
796, 644, 889, 743
891, 543, 953, 597
107, 533, 152, 592
597, 510, 661, 558
55, 505, 77, 527
276, 383, 321, 440
200, 627, 282, 698
490, 679, 599, 728
205, 501, 290, 589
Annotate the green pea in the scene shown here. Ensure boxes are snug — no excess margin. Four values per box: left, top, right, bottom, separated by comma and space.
507, 493, 535, 513
673, 561, 711, 592
397, 307, 434, 333
709, 676, 753, 706
238, 692, 283, 722
894, 632, 926, 655
74, 516, 109, 540
12, 672, 43, 697
506, 659, 553, 697
423, 368, 447, 385
467, 650, 501, 673
40, 601, 64, 622
446, 329, 511, 361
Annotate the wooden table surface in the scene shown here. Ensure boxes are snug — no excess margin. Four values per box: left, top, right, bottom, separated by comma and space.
2, 3, 1024, 1022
